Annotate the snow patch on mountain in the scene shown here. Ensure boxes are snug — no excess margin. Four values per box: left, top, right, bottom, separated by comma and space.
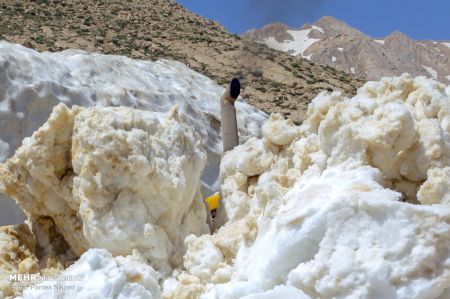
423, 65, 438, 79
312, 25, 324, 34
263, 28, 320, 58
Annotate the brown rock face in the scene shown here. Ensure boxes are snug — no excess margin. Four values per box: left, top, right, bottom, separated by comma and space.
244, 23, 294, 43
245, 16, 450, 84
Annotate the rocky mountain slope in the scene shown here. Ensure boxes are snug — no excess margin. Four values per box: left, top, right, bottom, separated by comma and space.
245, 16, 450, 83
0, 0, 363, 123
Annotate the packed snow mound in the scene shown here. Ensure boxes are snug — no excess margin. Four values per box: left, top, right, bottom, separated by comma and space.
168, 74, 450, 299
22, 249, 161, 299
0, 41, 267, 226
0, 104, 209, 275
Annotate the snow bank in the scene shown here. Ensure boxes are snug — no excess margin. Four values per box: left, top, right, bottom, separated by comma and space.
0, 104, 209, 275
0, 42, 267, 225
167, 74, 450, 298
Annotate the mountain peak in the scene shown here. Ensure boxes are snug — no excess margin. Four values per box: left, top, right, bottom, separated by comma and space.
312, 16, 365, 37
386, 30, 411, 40
245, 16, 450, 84
315, 15, 341, 24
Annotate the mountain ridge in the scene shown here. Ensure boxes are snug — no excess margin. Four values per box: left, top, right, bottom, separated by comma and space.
244, 16, 450, 84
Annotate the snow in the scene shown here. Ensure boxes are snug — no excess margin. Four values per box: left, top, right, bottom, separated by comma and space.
443, 42, 450, 48
3, 42, 450, 299
1, 104, 212, 274
171, 74, 450, 298
0, 42, 267, 226
23, 249, 162, 299
423, 65, 438, 79
337, 47, 343, 52
350, 67, 356, 74
262, 28, 320, 59
311, 25, 324, 34
447, 75, 450, 82
331, 56, 336, 62
374, 39, 385, 45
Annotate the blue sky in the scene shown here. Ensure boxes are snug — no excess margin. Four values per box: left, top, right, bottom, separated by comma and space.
176, 0, 450, 41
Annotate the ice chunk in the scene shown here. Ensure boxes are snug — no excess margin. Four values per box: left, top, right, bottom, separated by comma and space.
0, 104, 209, 274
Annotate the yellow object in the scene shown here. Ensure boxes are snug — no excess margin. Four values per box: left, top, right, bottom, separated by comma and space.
205, 192, 220, 210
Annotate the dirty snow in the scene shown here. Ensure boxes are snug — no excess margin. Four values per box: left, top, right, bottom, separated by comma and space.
0, 42, 267, 226
169, 74, 450, 299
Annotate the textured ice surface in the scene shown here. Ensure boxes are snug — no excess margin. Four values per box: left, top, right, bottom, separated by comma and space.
168, 74, 450, 299
0, 104, 209, 275
0, 42, 267, 225
22, 249, 161, 299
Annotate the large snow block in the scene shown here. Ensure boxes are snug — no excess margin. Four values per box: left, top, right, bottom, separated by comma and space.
0, 104, 209, 274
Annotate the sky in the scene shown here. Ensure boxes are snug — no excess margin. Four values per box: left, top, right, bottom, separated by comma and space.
176, 0, 450, 41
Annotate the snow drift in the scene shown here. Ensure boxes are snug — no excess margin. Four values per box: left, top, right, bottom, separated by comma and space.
0, 42, 267, 226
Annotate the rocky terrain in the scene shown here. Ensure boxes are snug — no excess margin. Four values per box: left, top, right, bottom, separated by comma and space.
245, 16, 450, 84
0, 0, 363, 123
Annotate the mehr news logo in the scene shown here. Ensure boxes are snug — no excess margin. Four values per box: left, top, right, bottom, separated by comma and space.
7, 273, 84, 292
9, 273, 83, 282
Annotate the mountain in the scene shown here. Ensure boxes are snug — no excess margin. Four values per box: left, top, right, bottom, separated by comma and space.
244, 16, 450, 83
0, 1, 363, 124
